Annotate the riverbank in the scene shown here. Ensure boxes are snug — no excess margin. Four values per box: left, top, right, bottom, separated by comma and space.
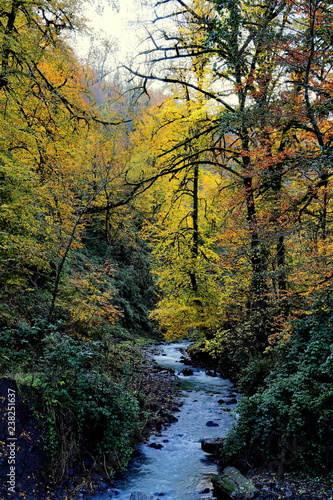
186, 343, 333, 500
0, 346, 182, 500
247, 470, 333, 499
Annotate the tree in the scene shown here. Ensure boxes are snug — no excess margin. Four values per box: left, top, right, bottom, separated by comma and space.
0, 0, 123, 328
125, 94, 222, 339
124, 0, 294, 344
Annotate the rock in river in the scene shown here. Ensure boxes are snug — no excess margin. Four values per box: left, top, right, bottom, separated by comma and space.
201, 437, 224, 455
212, 467, 258, 499
206, 420, 219, 427
180, 368, 194, 376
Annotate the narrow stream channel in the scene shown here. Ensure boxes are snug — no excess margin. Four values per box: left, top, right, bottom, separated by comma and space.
91, 342, 237, 500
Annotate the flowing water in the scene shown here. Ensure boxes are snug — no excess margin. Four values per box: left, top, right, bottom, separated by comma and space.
91, 342, 237, 500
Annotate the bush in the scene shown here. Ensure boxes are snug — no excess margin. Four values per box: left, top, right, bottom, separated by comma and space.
223, 303, 333, 473
0, 320, 46, 373
22, 332, 141, 480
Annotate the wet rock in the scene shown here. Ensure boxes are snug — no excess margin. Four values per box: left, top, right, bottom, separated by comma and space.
180, 368, 194, 376
199, 487, 211, 494
168, 414, 179, 423
159, 368, 175, 375
206, 420, 219, 427
158, 409, 178, 423
219, 397, 237, 405
148, 442, 163, 449
110, 489, 120, 495
212, 467, 258, 500
201, 437, 225, 455
179, 356, 192, 365
149, 348, 162, 355
153, 364, 175, 374
205, 370, 216, 377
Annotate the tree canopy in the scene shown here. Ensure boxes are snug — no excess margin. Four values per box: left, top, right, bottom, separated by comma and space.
2, 0, 333, 486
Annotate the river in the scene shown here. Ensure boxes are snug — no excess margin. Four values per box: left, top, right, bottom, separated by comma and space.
90, 342, 237, 500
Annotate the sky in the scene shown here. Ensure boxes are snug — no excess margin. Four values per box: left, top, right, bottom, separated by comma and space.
70, 0, 153, 65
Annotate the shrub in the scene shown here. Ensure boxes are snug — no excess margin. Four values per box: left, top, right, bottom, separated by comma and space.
23, 332, 141, 480
223, 303, 333, 473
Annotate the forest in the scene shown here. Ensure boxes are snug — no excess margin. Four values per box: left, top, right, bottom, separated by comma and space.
1, 0, 333, 497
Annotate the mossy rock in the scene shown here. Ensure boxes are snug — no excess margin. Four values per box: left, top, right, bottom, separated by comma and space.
212, 467, 257, 499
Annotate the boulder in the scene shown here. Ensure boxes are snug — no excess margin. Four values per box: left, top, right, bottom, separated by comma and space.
180, 368, 193, 376
225, 398, 238, 405
201, 437, 225, 455
179, 355, 192, 365
148, 442, 163, 449
206, 420, 219, 427
158, 409, 178, 423
219, 397, 237, 405
212, 467, 258, 500
129, 492, 158, 500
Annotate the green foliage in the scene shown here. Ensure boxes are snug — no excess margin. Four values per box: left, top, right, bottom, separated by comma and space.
26, 331, 141, 479
0, 320, 47, 373
82, 216, 160, 340
202, 315, 276, 381
236, 354, 274, 396
223, 301, 333, 473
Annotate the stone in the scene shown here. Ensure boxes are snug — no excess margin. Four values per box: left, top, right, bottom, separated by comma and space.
201, 437, 225, 455
206, 420, 219, 427
158, 409, 178, 424
179, 356, 192, 365
222, 397, 237, 405
180, 368, 194, 376
148, 442, 163, 449
212, 467, 258, 500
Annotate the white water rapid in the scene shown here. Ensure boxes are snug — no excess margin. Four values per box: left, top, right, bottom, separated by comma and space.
90, 342, 237, 500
